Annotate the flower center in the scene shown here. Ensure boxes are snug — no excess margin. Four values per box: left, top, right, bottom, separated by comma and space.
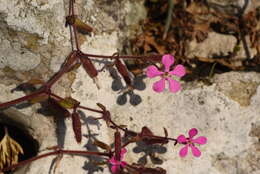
186, 138, 194, 146
162, 72, 170, 78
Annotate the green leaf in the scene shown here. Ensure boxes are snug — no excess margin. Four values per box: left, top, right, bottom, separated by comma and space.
58, 97, 79, 109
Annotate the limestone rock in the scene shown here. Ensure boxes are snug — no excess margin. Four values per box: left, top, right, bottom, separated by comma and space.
0, 0, 259, 174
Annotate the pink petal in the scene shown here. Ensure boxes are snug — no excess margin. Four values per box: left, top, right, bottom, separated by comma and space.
179, 145, 189, 157
111, 165, 118, 173
162, 54, 174, 72
120, 161, 127, 168
189, 128, 198, 138
177, 135, 187, 143
167, 78, 181, 93
109, 157, 117, 165
120, 148, 127, 155
152, 78, 165, 93
169, 64, 186, 77
190, 145, 201, 157
146, 65, 163, 78
120, 148, 127, 159
192, 136, 207, 145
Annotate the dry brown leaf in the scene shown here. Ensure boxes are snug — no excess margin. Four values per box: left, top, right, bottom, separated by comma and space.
144, 34, 166, 54
186, 1, 209, 15
0, 127, 24, 170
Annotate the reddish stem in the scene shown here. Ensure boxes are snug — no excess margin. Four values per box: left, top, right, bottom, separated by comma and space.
45, 66, 69, 88
0, 149, 110, 172
81, 53, 162, 61
49, 93, 103, 114
0, 90, 43, 109
109, 120, 177, 143
78, 105, 103, 114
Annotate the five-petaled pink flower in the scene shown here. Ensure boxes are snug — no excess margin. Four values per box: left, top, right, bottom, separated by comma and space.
177, 128, 207, 157
146, 54, 186, 93
109, 148, 127, 173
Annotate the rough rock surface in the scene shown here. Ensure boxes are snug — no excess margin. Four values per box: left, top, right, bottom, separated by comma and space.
0, 0, 259, 174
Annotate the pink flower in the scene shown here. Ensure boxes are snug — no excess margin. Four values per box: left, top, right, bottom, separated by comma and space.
177, 128, 207, 157
146, 54, 186, 93
109, 148, 127, 173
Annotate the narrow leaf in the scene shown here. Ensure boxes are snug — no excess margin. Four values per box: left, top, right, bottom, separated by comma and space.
27, 79, 45, 85
96, 103, 111, 126
94, 140, 111, 151
163, 127, 168, 138
114, 131, 121, 161
74, 18, 93, 34
72, 112, 82, 143
58, 97, 79, 109
66, 62, 81, 72
48, 98, 71, 118
115, 59, 132, 86
66, 16, 93, 34
29, 93, 49, 104
140, 126, 154, 137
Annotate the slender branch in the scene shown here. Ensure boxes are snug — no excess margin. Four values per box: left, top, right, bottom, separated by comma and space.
0, 90, 43, 109
49, 93, 103, 114
78, 105, 103, 114
110, 119, 177, 143
45, 63, 71, 88
0, 149, 110, 172
82, 53, 162, 61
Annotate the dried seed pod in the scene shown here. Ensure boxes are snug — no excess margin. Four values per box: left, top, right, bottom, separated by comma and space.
78, 53, 100, 88
114, 131, 121, 161
65, 15, 93, 34
63, 51, 78, 70
96, 103, 111, 126
72, 111, 82, 143
48, 98, 71, 118
115, 59, 132, 86
139, 126, 168, 145
79, 56, 98, 78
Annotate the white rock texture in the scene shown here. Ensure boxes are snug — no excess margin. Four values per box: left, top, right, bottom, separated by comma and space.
0, 0, 259, 174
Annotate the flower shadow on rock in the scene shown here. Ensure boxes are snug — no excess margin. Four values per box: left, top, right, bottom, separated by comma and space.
109, 67, 145, 106
36, 101, 67, 148
78, 111, 105, 174
133, 141, 167, 165
10, 82, 37, 109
